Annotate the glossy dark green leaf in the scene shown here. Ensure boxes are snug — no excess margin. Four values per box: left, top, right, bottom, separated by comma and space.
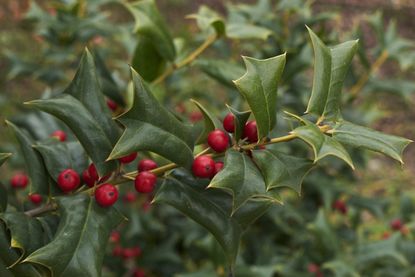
332, 121, 412, 164
188, 6, 225, 36
154, 177, 242, 266
125, 0, 176, 61
209, 149, 280, 213
305, 26, 332, 115
234, 54, 286, 141
322, 40, 358, 120
132, 35, 166, 82
25, 95, 117, 177
0, 153, 11, 167
5, 121, 48, 194
195, 59, 245, 88
191, 99, 220, 144
226, 105, 251, 142
226, 23, 272, 40
34, 141, 88, 181
289, 115, 354, 169
0, 223, 44, 277
109, 70, 195, 169
252, 149, 313, 195
24, 194, 124, 277
0, 213, 45, 264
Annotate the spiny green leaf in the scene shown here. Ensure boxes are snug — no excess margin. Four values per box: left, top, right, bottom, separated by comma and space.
233, 54, 286, 141
305, 26, 332, 115
187, 6, 226, 36
332, 120, 412, 164
25, 95, 117, 177
125, 0, 176, 61
5, 121, 48, 194
24, 194, 125, 277
154, 177, 242, 266
252, 149, 313, 195
195, 59, 245, 88
191, 99, 220, 145
209, 149, 280, 213
226, 105, 251, 142
109, 70, 195, 169
289, 115, 354, 169
0, 153, 12, 167
323, 40, 358, 120
34, 141, 88, 181
226, 23, 272, 40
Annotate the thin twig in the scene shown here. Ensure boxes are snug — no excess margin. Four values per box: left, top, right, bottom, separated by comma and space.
25, 202, 57, 217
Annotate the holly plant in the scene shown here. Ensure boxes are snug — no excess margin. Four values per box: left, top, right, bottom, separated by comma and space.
0, 1, 413, 277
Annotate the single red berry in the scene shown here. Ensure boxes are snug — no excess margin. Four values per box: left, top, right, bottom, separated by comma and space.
106, 99, 118, 111
110, 231, 120, 243
223, 113, 235, 133
207, 129, 229, 153
112, 245, 123, 257
82, 169, 95, 187
243, 121, 258, 143
50, 130, 66, 142
28, 194, 42, 204
189, 111, 203, 122
213, 162, 224, 176
138, 159, 158, 172
123, 191, 137, 203
95, 184, 118, 207
57, 169, 80, 192
134, 172, 157, 193
390, 218, 403, 231
122, 246, 141, 259
332, 199, 348, 215
307, 263, 319, 273
88, 164, 99, 183
192, 155, 215, 178
132, 268, 146, 277
10, 173, 29, 189
119, 152, 137, 164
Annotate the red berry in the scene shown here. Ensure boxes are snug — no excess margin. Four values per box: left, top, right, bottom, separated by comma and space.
132, 268, 146, 277
10, 173, 29, 189
207, 129, 229, 153
112, 245, 123, 257
223, 113, 235, 133
122, 246, 141, 259
123, 191, 137, 203
308, 263, 319, 273
51, 130, 66, 142
119, 152, 137, 164
243, 121, 258, 143
134, 172, 157, 193
189, 111, 203, 122
82, 169, 95, 187
95, 184, 118, 207
390, 218, 403, 231
110, 231, 120, 243
213, 162, 224, 176
106, 99, 118, 111
192, 155, 215, 178
88, 164, 99, 183
332, 199, 347, 215
138, 159, 158, 172
28, 194, 42, 204
57, 169, 80, 192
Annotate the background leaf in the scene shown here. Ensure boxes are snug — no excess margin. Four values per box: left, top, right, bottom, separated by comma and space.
0, 153, 11, 167
191, 99, 220, 144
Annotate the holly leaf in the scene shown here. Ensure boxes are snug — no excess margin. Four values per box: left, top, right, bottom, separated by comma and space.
332, 121, 412, 164
23, 194, 125, 277
5, 121, 48, 194
187, 6, 226, 36
0, 153, 12, 167
195, 59, 245, 88
109, 70, 195, 169
252, 149, 313, 195
323, 260, 359, 277
226, 23, 272, 40
226, 105, 251, 142
209, 149, 280, 213
234, 54, 286, 141
34, 141, 88, 182
125, 0, 176, 61
289, 115, 354, 169
191, 99, 220, 144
